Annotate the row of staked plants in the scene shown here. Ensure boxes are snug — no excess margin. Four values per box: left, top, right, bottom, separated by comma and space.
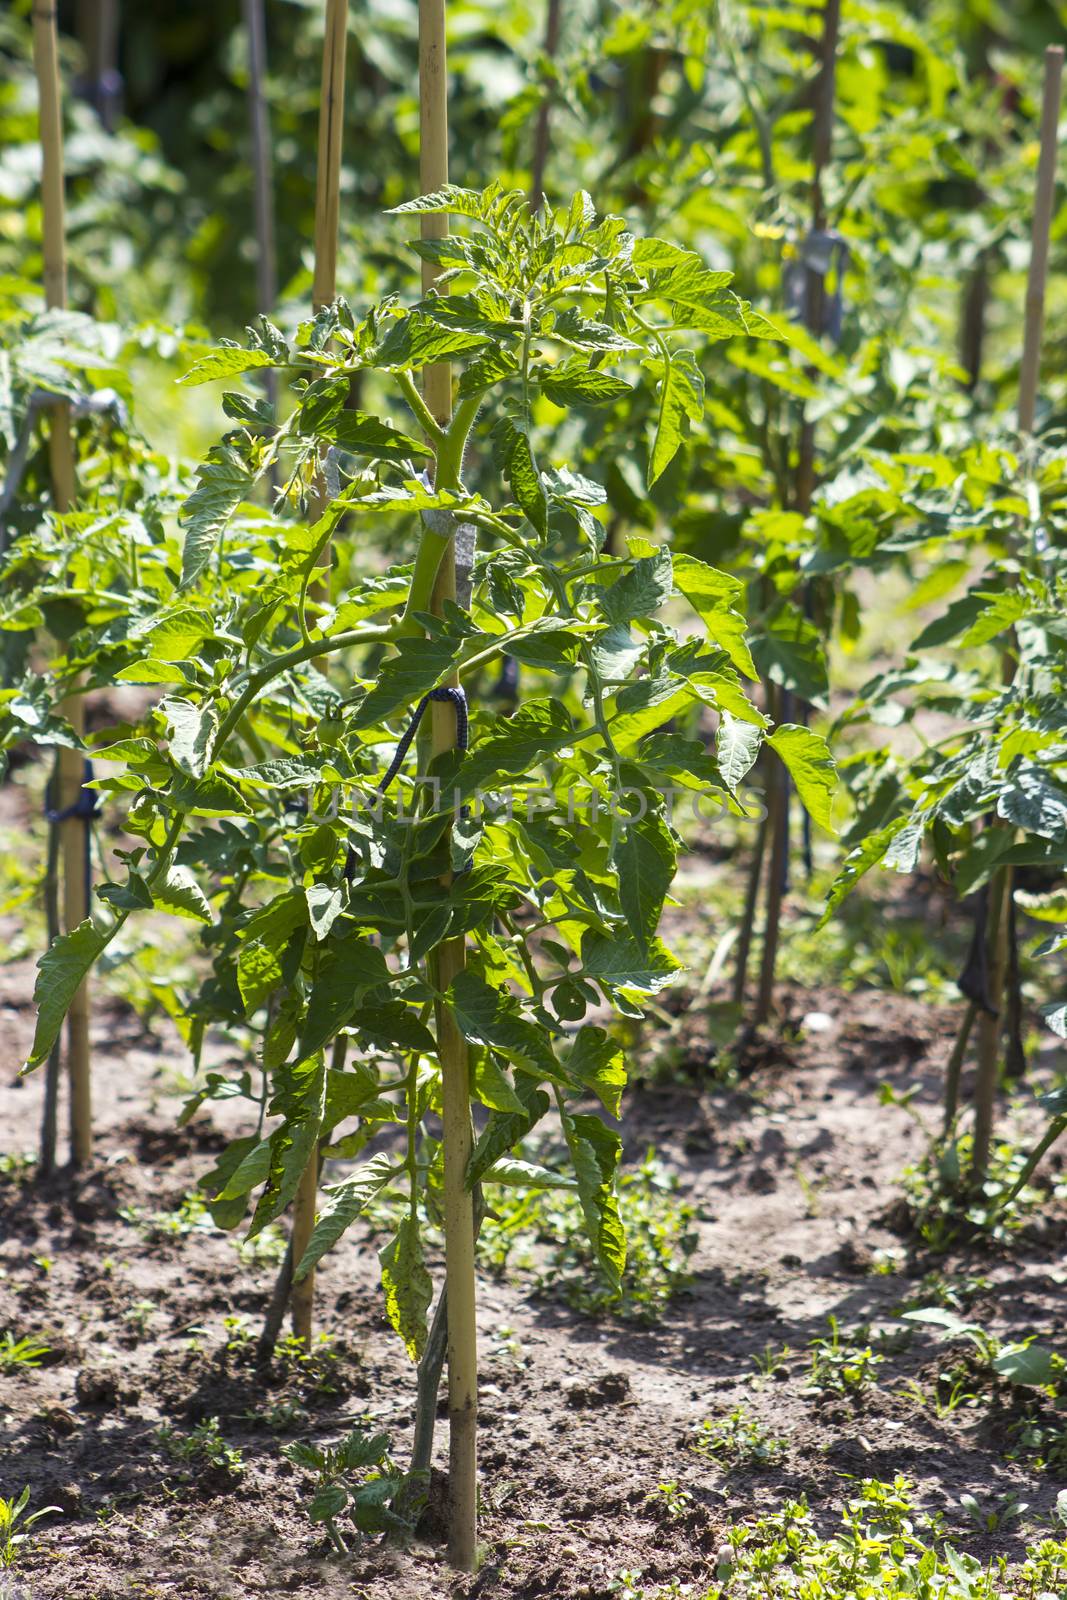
4, 0, 1067, 1567
1, 187, 837, 1529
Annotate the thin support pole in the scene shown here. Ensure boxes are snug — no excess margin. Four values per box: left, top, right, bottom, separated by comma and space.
419, 0, 478, 1571
529, 0, 562, 212
34, 0, 92, 1169
243, 0, 278, 414
1017, 46, 1064, 435
289, 0, 350, 1349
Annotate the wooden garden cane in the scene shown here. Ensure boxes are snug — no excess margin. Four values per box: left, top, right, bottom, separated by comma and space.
243, 0, 278, 420
33, 2, 93, 1169
529, 0, 562, 212
418, 0, 479, 1570
289, 0, 349, 1348
972, 43, 1064, 1181
752, 0, 840, 1025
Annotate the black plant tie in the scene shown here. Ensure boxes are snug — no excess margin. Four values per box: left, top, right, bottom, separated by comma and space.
43, 758, 97, 908
344, 688, 470, 884
377, 686, 469, 795
43, 758, 99, 824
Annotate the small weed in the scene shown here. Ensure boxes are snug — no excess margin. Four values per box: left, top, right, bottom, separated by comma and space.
691, 1405, 787, 1468
960, 1491, 1028, 1534
123, 1299, 156, 1335
806, 1316, 883, 1398
479, 1149, 698, 1322
157, 1417, 244, 1478
0, 1152, 37, 1184
647, 1481, 693, 1521
902, 1136, 1045, 1250
234, 1222, 287, 1266
750, 1342, 792, 1386
245, 1398, 310, 1433
0, 1333, 51, 1371
0, 1486, 58, 1569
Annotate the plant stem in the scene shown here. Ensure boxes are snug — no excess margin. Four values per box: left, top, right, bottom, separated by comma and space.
971, 865, 1011, 1183
732, 807, 768, 1009
211, 623, 398, 761
39, 798, 62, 1177
942, 1000, 976, 1135
419, 0, 479, 1570
755, 688, 787, 1026
34, 0, 93, 1169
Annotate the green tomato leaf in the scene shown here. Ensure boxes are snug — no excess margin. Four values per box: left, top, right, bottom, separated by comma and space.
768, 724, 837, 834
379, 1215, 434, 1361
293, 1152, 397, 1282
27, 918, 110, 1070
648, 348, 703, 486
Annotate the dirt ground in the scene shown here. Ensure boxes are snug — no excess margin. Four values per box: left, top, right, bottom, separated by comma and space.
2, 826, 1066, 1598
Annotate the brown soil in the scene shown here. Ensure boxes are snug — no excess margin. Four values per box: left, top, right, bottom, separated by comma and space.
2, 797, 1066, 1598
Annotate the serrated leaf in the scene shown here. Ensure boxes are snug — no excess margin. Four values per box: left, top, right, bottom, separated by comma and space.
300, 933, 392, 1059
507, 428, 547, 536
161, 697, 217, 779
374, 312, 488, 370
179, 346, 278, 386
154, 865, 212, 923
481, 1157, 578, 1190
466, 1079, 550, 1189
716, 712, 762, 790
613, 808, 675, 947
311, 410, 433, 462
648, 348, 703, 485
580, 930, 683, 994
567, 1026, 626, 1117
237, 939, 283, 1013
350, 638, 460, 730
306, 883, 344, 942
449, 970, 560, 1079
293, 1152, 396, 1282
27, 919, 109, 1069
672, 555, 757, 679
565, 1110, 626, 1288
997, 766, 1067, 840
179, 444, 255, 587
379, 1215, 434, 1360
600, 549, 673, 625
541, 362, 632, 408
818, 816, 911, 926
768, 724, 836, 834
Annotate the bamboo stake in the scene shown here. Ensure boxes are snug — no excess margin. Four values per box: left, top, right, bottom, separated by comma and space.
243, 0, 277, 409
419, 0, 478, 1570
971, 44, 1063, 1182
751, 0, 840, 1026
312, 0, 348, 314
289, 0, 349, 1349
529, 0, 562, 212
34, 0, 93, 1169
1017, 45, 1063, 435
